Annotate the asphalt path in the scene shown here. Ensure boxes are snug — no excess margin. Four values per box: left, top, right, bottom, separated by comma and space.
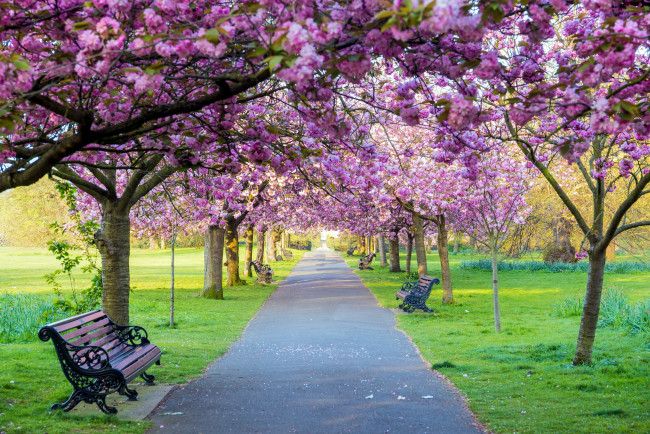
147, 248, 483, 433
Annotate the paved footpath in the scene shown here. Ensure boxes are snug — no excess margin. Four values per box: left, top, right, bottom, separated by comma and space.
148, 248, 483, 433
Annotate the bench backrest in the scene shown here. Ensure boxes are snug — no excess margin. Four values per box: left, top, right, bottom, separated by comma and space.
251, 260, 271, 274
411, 275, 440, 297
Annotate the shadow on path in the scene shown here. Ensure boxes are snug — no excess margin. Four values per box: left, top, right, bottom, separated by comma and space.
147, 248, 484, 433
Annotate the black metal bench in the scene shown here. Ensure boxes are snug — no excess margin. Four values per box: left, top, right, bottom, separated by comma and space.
358, 252, 376, 270
38, 310, 162, 414
282, 247, 294, 260
251, 260, 274, 284
395, 275, 440, 313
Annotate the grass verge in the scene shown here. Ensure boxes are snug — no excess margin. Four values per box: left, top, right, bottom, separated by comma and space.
346, 251, 649, 433
0, 246, 304, 433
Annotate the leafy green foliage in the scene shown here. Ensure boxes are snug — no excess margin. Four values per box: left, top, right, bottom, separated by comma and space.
0, 293, 68, 343
460, 259, 650, 273
553, 286, 649, 335
44, 183, 102, 314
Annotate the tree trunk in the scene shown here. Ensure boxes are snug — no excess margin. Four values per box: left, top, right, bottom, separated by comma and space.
271, 229, 281, 260
160, 237, 165, 250
257, 228, 265, 263
437, 217, 454, 304
200, 225, 224, 299
389, 236, 402, 272
245, 224, 254, 278
573, 249, 607, 365
357, 237, 365, 256
378, 234, 387, 267
225, 218, 244, 286
149, 236, 157, 249
491, 236, 500, 332
413, 214, 428, 277
405, 233, 413, 275
453, 232, 460, 253
170, 232, 176, 327
96, 206, 131, 325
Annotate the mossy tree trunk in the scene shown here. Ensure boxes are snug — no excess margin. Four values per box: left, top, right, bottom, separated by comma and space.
201, 225, 225, 299
412, 213, 428, 277
257, 228, 266, 263
245, 224, 254, 278
388, 233, 402, 272
378, 234, 387, 267
225, 217, 244, 286
436, 215, 454, 304
405, 233, 413, 275
95, 205, 131, 325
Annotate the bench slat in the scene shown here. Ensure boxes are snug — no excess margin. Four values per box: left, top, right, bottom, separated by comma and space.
58, 317, 111, 341
53, 310, 106, 333
68, 323, 114, 346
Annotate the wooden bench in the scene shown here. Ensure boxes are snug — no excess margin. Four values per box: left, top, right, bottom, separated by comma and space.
38, 310, 162, 415
282, 247, 294, 260
395, 275, 440, 313
346, 245, 356, 256
251, 260, 274, 284
358, 252, 376, 270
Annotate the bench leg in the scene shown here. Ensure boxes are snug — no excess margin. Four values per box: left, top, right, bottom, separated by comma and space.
51, 390, 118, 415
141, 371, 155, 385
51, 390, 84, 413
119, 384, 138, 402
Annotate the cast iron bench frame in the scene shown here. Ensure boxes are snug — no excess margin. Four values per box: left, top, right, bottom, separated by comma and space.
395, 275, 440, 313
251, 260, 274, 284
39, 310, 162, 415
358, 252, 376, 270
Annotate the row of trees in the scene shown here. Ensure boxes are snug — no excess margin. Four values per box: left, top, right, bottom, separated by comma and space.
2, 1, 650, 366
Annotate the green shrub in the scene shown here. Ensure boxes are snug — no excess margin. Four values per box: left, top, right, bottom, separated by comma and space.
552, 294, 584, 317
553, 287, 649, 335
459, 259, 650, 274
0, 292, 69, 343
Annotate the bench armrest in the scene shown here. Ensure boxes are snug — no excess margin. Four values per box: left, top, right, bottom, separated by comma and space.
114, 325, 150, 346
401, 281, 418, 291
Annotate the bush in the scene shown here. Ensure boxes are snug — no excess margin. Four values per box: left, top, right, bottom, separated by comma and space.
459, 259, 650, 274
0, 293, 69, 343
552, 287, 649, 335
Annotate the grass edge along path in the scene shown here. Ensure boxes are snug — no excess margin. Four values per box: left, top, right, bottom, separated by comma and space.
0, 247, 305, 434
344, 252, 649, 434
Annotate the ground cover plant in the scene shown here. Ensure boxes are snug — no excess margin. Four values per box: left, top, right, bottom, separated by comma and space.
347, 251, 650, 434
0, 246, 303, 433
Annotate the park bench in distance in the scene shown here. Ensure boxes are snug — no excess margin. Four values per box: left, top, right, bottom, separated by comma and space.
358, 252, 376, 270
251, 260, 274, 284
38, 310, 161, 415
395, 275, 440, 313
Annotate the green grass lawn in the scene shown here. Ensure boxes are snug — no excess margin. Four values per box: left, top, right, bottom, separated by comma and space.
0, 246, 304, 433
347, 251, 649, 433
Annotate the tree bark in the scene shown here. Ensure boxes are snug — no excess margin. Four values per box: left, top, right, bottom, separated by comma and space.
271, 229, 281, 260
491, 236, 501, 332
437, 216, 454, 304
200, 225, 224, 299
453, 232, 460, 253
405, 233, 413, 275
573, 249, 606, 365
378, 234, 388, 267
245, 224, 254, 278
149, 236, 157, 249
170, 232, 176, 327
357, 237, 365, 256
257, 228, 266, 263
413, 213, 428, 277
225, 218, 244, 286
96, 205, 131, 325
389, 235, 402, 272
